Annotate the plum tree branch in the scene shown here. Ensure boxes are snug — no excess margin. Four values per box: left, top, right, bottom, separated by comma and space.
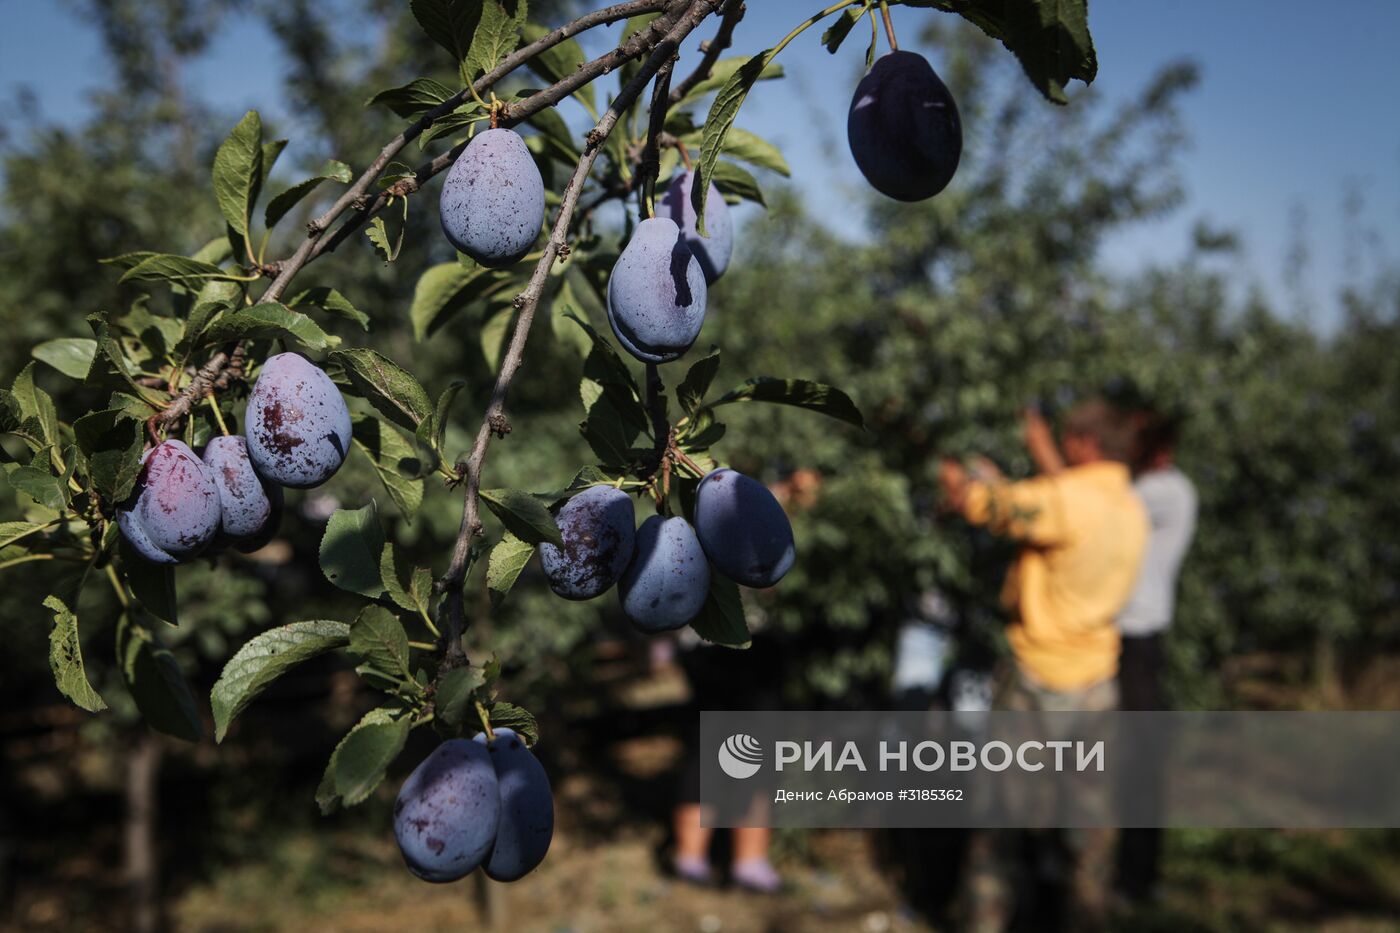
668, 0, 746, 104
433, 0, 720, 667
153, 0, 674, 428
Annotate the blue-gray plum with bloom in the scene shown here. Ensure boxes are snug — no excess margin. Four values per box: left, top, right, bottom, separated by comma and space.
439, 128, 545, 268
394, 739, 501, 883
694, 468, 795, 588
659, 170, 732, 284
474, 728, 553, 882
607, 217, 708, 364
618, 515, 711, 632
203, 435, 283, 551
847, 51, 961, 202
117, 440, 222, 564
539, 485, 636, 600
245, 353, 351, 489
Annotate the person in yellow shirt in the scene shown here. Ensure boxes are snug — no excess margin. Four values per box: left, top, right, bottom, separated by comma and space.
940, 397, 1148, 933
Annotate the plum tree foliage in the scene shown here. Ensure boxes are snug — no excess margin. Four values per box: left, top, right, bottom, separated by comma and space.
0, 0, 1095, 884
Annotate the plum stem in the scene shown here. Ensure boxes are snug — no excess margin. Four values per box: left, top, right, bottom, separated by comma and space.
475, 700, 495, 742
205, 395, 231, 436
878, 0, 898, 51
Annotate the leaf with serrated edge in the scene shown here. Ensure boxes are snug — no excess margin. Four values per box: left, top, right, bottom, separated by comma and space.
320, 504, 387, 598
706, 377, 865, 429
487, 532, 535, 610
348, 605, 413, 683
480, 488, 562, 546
211, 621, 350, 741
690, 574, 751, 648
331, 349, 431, 431
45, 595, 107, 712
212, 111, 263, 237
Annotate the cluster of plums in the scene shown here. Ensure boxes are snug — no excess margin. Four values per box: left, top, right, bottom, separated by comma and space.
395, 728, 554, 883
117, 353, 352, 563
539, 468, 794, 632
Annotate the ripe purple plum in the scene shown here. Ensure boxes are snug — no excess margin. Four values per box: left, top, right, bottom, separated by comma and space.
539, 486, 636, 600
394, 739, 501, 883
658, 170, 733, 284
847, 51, 962, 202
202, 435, 283, 552
116, 440, 222, 564
607, 217, 708, 364
694, 468, 795, 588
439, 128, 545, 268
245, 353, 351, 489
618, 515, 711, 632
474, 728, 554, 882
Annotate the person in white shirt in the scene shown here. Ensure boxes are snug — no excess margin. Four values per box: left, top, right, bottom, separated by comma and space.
1116, 408, 1197, 902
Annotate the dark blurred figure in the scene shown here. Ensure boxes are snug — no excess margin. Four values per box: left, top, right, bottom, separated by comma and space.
940, 398, 1149, 933
1115, 408, 1198, 903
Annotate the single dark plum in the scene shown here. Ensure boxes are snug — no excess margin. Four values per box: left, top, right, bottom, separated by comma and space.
116, 440, 222, 564
439, 128, 545, 268
203, 435, 283, 551
658, 170, 733, 284
694, 468, 795, 588
538, 486, 636, 600
245, 353, 351, 489
607, 217, 707, 364
394, 739, 501, 883
618, 515, 711, 632
473, 728, 553, 882
847, 50, 961, 202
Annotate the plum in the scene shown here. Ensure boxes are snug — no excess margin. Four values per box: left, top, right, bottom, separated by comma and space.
439, 128, 545, 268
394, 739, 501, 883
245, 352, 351, 489
473, 728, 553, 882
116, 440, 222, 564
847, 50, 962, 202
694, 468, 795, 588
607, 217, 708, 364
202, 435, 283, 551
658, 170, 733, 284
539, 486, 636, 600
618, 515, 711, 632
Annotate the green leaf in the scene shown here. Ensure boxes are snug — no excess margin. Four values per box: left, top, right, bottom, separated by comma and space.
73, 408, 144, 504
410, 260, 512, 341
821, 6, 863, 53
411, 0, 486, 67
694, 50, 772, 236
288, 286, 369, 330
7, 450, 70, 510
175, 282, 242, 355
265, 159, 353, 228
121, 540, 178, 626
487, 532, 535, 610
677, 348, 721, 415
33, 338, 98, 380
418, 102, 491, 148
212, 110, 264, 237
690, 574, 751, 648
480, 303, 517, 373
211, 621, 351, 742
484, 700, 539, 746
710, 160, 766, 207
435, 665, 487, 730
366, 215, 403, 263
319, 707, 411, 812
348, 605, 413, 683
705, 377, 865, 429
351, 416, 425, 519
117, 613, 204, 741
683, 126, 790, 177
45, 595, 107, 712
381, 543, 434, 619
119, 254, 233, 287
12, 363, 60, 447
365, 77, 458, 117
0, 520, 53, 550
909, 0, 1096, 103
479, 488, 561, 546
320, 503, 387, 598
521, 23, 594, 112
330, 349, 431, 431
466, 0, 528, 80
427, 380, 467, 452
201, 302, 337, 352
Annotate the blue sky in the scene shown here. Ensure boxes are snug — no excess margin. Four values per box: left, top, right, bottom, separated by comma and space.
3, 1, 1398, 332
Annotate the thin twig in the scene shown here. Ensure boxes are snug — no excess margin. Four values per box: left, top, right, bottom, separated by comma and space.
433, 0, 720, 666
668, 0, 746, 104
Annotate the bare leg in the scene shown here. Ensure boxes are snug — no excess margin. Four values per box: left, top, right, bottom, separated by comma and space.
673, 803, 714, 883
732, 826, 781, 893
